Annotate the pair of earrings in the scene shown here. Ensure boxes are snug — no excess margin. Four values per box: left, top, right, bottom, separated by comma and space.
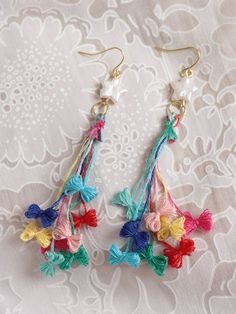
20, 45, 213, 278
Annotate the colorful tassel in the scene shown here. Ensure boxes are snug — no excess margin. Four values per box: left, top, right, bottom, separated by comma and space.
20, 221, 52, 248
164, 117, 178, 142
120, 220, 149, 252
25, 204, 58, 228
72, 209, 98, 228
109, 113, 213, 276
109, 244, 141, 268
89, 118, 105, 141
54, 219, 82, 253
157, 216, 185, 241
39, 251, 65, 277
139, 244, 168, 276
40, 238, 69, 255
112, 188, 137, 219
183, 209, 213, 235
64, 174, 98, 202
163, 238, 195, 269
59, 245, 89, 270
21, 114, 106, 277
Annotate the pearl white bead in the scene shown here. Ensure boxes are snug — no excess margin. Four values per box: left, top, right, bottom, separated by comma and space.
100, 77, 122, 103
170, 76, 198, 102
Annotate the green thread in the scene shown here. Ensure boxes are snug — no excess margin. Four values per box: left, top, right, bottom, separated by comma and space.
39, 251, 65, 278
139, 242, 168, 276
59, 245, 89, 270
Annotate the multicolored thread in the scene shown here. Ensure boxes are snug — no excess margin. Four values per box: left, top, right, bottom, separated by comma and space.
20, 46, 126, 277
20, 114, 106, 277
109, 113, 213, 276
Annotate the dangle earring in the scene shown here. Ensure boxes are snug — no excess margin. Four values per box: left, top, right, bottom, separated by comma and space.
108, 46, 213, 276
20, 47, 125, 277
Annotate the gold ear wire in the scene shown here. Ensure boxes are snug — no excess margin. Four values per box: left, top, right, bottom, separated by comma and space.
156, 46, 201, 77
78, 47, 124, 79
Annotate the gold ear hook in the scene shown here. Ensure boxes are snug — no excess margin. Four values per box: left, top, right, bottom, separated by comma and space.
156, 46, 201, 77
78, 46, 124, 79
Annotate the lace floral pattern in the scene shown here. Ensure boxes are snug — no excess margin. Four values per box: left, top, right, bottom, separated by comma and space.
0, 1, 236, 313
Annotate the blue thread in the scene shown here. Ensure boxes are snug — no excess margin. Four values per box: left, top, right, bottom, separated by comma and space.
139, 138, 162, 219
64, 174, 98, 202
120, 219, 149, 252
25, 204, 58, 228
109, 243, 141, 268
135, 136, 167, 214
120, 137, 166, 253
80, 154, 89, 177
131, 116, 177, 206
117, 116, 177, 257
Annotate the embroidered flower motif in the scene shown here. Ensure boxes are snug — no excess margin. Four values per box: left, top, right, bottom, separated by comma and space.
0, 13, 90, 163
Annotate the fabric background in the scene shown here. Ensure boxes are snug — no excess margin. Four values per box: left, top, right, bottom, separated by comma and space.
0, 0, 235, 313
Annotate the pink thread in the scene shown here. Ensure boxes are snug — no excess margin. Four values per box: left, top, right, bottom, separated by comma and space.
165, 191, 184, 216
54, 219, 82, 253
184, 209, 213, 235
151, 170, 159, 209
76, 137, 92, 175
157, 195, 177, 216
89, 119, 105, 141
56, 196, 67, 227
144, 212, 161, 232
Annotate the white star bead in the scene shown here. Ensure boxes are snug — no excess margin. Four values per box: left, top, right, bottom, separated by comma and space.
170, 76, 198, 102
100, 77, 126, 103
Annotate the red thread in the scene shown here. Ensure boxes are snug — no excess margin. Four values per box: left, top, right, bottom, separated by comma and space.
89, 119, 105, 141
174, 114, 181, 128
72, 209, 98, 228
40, 238, 69, 255
162, 238, 195, 268
149, 193, 155, 213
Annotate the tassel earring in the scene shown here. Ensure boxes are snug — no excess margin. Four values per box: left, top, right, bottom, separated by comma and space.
109, 45, 213, 276
20, 46, 125, 277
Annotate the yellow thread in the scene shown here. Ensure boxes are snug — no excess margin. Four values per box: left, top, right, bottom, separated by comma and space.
55, 137, 91, 199
157, 216, 185, 241
155, 167, 168, 196
20, 221, 52, 248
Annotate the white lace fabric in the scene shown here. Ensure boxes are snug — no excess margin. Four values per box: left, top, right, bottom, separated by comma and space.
0, 1, 235, 313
